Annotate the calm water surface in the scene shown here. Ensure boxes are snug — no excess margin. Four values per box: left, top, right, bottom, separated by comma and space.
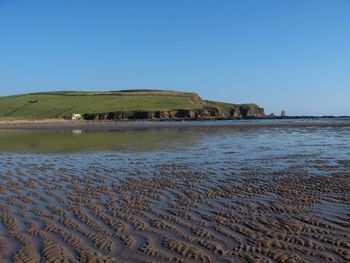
1, 125, 349, 179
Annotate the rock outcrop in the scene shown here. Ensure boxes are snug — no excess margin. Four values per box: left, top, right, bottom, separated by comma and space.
82, 104, 264, 121
230, 105, 265, 118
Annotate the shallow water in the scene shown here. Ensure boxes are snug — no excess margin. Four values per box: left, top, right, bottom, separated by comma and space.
0, 125, 350, 262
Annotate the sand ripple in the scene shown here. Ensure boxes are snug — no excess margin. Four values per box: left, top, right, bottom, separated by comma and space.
0, 145, 350, 262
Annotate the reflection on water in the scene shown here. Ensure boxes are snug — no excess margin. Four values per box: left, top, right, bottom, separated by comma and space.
0, 128, 204, 153
72, 129, 82, 135
0, 126, 350, 155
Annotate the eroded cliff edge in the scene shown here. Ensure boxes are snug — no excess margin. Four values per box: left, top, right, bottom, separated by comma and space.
83, 102, 265, 121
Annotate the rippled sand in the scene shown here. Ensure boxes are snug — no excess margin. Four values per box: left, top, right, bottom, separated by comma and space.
0, 126, 350, 262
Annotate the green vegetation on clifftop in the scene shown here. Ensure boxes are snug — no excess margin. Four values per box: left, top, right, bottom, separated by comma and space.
0, 90, 264, 120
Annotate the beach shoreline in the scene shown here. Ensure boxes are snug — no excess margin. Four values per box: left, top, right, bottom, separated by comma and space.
1, 125, 349, 262
0, 118, 350, 130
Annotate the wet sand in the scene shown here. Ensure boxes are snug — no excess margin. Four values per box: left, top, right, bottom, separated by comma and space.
0, 119, 350, 131
0, 126, 349, 262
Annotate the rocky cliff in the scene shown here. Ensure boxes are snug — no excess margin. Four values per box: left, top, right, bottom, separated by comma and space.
229, 104, 265, 118
83, 104, 265, 121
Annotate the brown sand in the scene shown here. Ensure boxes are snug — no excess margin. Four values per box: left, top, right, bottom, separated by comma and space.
0, 148, 349, 262
0, 119, 350, 131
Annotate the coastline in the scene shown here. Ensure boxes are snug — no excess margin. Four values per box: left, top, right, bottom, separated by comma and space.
1, 118, 350, 130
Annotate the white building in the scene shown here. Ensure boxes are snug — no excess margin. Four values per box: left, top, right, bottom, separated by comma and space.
70, 114, 82, 120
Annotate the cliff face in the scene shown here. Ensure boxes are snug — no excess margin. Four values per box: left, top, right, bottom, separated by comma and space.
83, 107, 221, 120
230, 104, 265, 118
83, 104, 265, 121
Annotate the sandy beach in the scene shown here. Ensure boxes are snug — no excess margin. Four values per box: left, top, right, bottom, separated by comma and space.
0, 124, 349, 262
0, 118, 350, 131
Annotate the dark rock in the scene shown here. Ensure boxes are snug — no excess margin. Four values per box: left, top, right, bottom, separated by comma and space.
230, 105, 265, 118
82, 104, 264, 121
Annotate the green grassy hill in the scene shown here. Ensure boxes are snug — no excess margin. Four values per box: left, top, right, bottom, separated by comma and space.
0, 90, 264, 120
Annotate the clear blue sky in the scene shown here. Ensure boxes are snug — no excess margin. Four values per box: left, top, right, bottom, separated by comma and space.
0, 0, 349, 115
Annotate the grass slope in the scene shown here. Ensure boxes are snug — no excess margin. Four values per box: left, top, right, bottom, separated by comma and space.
0, 90, 205, 120
0, 90, 263, 120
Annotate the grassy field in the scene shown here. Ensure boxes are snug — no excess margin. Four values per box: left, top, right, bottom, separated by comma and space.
0, 90, 263, 120
0, 90, 206, 120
